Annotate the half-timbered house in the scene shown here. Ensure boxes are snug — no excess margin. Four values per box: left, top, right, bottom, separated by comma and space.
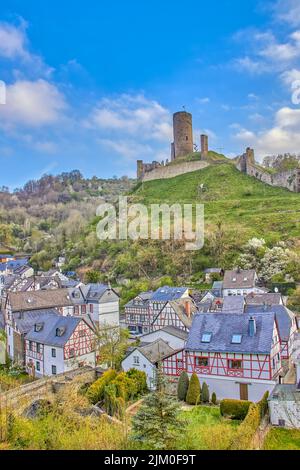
25, 315, 96, 377
162, 312, 282, 401
223, 269, 266, 297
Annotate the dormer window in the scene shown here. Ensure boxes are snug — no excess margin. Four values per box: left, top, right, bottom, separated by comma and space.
201, 333, 212, 343
232, 278, 237, 282
243, 277, 248, 282
231, 334, 242, 344
34, 323, 44, 333
56, 327, 66, 337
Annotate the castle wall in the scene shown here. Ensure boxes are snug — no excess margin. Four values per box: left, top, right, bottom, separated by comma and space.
141, 160, 209, 182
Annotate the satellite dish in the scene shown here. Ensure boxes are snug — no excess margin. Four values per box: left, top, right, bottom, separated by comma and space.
274, 287, 279, 293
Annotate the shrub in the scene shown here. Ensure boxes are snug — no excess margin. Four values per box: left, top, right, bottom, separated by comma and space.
201, 382, 209, 403
258, 391, 269, 419
86, 369, 117, 404
211, 392, 217, 405
177, 372, 189, 401
220, 399, 252, 420
186, 373, 201, 405
228, 403, 261, 450
126, 369, 148, 395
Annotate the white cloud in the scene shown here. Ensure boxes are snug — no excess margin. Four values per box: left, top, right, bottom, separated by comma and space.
281, 68, 300, 85
98, 138, 153, 161
87, 94, 173, 142
234, 56, 269, 74
196, 97, 210, 104
273, 0, 300, 27
233, 106, 300, 157
0, 20, 53, 77
0, 79, 67, 128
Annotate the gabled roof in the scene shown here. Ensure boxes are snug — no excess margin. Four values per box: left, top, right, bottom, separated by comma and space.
168, 299, 197, 328
223, 269, 257, 289
222, 296, 245, 314
245, 305, 295, 342
245, 293, 282, 306
186, 313, 275, 355
141, 326, 188, 342
12, 309, 58, 334
0, 259, 29, 272
25, 314, 85, 347
8, 289, 72, 312
150, 286, 188, 302
136, 339, 174, 364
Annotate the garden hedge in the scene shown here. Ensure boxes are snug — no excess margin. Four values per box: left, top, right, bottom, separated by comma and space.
220, 399, 252, 420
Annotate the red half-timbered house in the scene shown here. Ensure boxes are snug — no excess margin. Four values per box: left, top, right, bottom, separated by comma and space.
162, 312, 282, 401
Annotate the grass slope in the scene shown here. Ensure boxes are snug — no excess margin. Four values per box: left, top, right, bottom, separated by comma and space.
132, 163, 300, 245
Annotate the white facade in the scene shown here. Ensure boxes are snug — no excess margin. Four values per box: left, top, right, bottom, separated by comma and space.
223, 287, 266, 297
269, 387, 300, 429
122, 349, 157, 390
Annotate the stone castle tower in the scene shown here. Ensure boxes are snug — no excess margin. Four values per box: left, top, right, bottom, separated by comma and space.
171, 111, 193, 160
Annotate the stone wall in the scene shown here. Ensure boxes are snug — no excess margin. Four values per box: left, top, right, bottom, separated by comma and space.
0, 367, 96, 413
141, 160, 209, 182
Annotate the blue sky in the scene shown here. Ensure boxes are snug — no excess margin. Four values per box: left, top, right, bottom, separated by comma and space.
1, 0, 300, 188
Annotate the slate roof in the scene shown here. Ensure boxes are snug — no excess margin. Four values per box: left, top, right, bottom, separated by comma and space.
151, 286, 188, 302
141, 326, 188, 342
222, 296, 245, 314
8, 289, 72, 312
186, 313, 275, 354
269, 384, 300, 402
0, 259, 29, 272
69, 284, 119, 305
245, 305, 294, 342
245, 293, 282, 306
12, 309, 58, 334
137, 339, 174, 364
25, 314, 84, 347
223, 269, 257, 289
168, 299, 197, 328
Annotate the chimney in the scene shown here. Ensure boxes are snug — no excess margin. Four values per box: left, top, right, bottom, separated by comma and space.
249, 317, 257, 337
185, 300, 191, 318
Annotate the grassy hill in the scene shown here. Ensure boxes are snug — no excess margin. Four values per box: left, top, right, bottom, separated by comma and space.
132, 163, 300, 245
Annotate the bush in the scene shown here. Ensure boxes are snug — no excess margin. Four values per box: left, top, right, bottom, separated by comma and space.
86, 369, 117, 404
126, 369, 148, 395
201, 382, 209, 403
228, 403, 261, 450
186, 373, 201, 405
177, 372, 189, 401
220, 399, 252, 420
211, 392, 217, 405
258, 391, 269, 419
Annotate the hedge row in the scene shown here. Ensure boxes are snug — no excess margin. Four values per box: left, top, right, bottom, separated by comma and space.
220, 399, 252, 420
228, 403, 261, 450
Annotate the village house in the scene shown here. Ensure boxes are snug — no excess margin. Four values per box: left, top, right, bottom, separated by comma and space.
25, 314, 96, 377
122, 339, 175, 390
68, 283, 120, 327
222, 269, 266, 297
125, 286, 191, 335
162, 312, 282, 401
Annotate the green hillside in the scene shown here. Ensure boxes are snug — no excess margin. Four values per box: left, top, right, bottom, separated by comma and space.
132, 163, 300, 245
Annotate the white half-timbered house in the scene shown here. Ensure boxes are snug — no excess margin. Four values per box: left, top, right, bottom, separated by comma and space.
25, 315, 96, 377
151, 299, 196, 332
162, 312, 282, 401
223, 269, 266, 297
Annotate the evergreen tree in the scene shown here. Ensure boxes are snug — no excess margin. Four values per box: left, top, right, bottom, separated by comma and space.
186, 373, 201, 405
211, 392, 217, 405
201, 382, 209, 403
177, 371, 189, 401
130, 367, 184, 449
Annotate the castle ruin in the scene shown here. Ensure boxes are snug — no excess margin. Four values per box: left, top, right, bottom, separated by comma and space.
137, 110, 209, 180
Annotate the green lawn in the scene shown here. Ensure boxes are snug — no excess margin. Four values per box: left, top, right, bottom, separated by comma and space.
176, 405, 241, 450
263, 428, 300, 450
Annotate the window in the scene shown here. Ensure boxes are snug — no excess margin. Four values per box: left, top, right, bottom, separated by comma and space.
228, 359, 243, 370
140, 315, 146, 323
89, 304, 93, 313
201, 333, 212, 343
36, 343, 41, 353
81, 305, 86, 314
130, 315, 135, 322
74, 306, 79, 315
176, 359, 184, 369
133, 356, 140, 365
36, 361, 40, 371
51, 348, 56, 358
52, 365, 57, 375
69, 348, 75, 358
79, 330, 86, 337
195, 357, 209, 367
272, 358, 275, 369
29, 341, 33, 352
231, 335, 242, 344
